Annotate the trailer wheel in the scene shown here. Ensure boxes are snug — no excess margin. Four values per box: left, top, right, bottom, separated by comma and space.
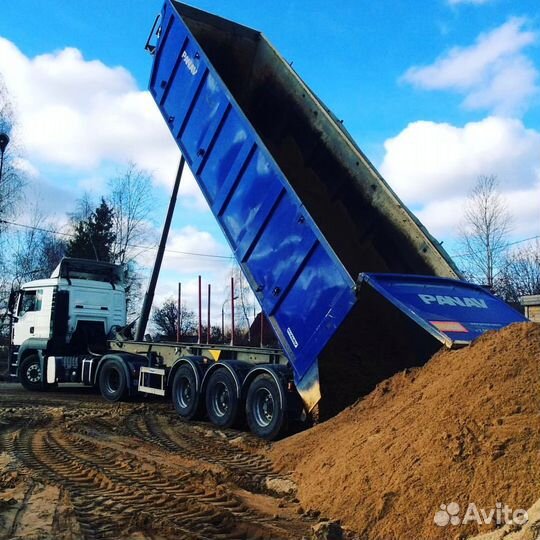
246, 374, 286, 440
19, 354, 44, 391
171, 364, 203, 420
205, 369, 241, 429
99, 359, 128, 402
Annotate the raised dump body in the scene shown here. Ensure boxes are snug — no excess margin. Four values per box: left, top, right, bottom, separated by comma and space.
147, 2, 522, 416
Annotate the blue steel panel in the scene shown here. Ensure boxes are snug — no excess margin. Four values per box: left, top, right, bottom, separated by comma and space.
161, 39, 205, 140
220, 149, 283, 252
150, 11, 186, 104
248, 195, 317, 314
150, 2, 357, 391
273, 246, 357, 378
182, 72, 227, 165
362, 273, 527, 346
198, 109, 248, 202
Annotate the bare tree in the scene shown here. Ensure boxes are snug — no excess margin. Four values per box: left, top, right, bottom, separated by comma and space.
0, 209, 66, 339
231, 264, 257, 340
9, 207, 67, 284
67, 166, 155, 318
70, 165, 155, 265
152, 298, 196, 340
0, 76, 25, 242
108, 163, 155, 265
69, 192, 95, 225
0, 77, 26, 338
460, 175, 511, 288
107, 164, 156, 318
497, 241, 540, 303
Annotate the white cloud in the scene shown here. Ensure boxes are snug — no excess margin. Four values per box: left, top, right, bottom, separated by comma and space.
0, 37, 206, 206
136, 225, 232, 276
77, 174, 107, 194
414, 184, 540, 241
504, 183, 540, 237
149, 226, 237, 328
380, 116, 540, 240
17, 176, 78, 230
402, 18, 538, 115
12, 157, 38, 178
162, 226, 232, 274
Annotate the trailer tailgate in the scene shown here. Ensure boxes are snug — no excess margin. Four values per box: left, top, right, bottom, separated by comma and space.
360, 273, 527, 347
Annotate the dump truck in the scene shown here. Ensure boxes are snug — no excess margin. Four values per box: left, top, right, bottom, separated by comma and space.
8, 1, 526, 439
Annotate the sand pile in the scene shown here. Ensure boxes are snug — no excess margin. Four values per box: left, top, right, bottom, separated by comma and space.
270, 322, 540, 539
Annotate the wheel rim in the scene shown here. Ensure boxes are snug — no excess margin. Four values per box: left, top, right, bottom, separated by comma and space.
26, 362, 41, 384
176, 376, 193, 409
105, 368, 121, 394
212, 382, 230, 418
253, 387, 274, 427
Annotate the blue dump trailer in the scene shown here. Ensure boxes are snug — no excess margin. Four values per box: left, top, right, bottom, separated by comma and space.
8, 0, 527, 440
144, 1, 526, 433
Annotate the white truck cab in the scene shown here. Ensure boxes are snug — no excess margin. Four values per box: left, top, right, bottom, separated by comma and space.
13, 284, 52, 346
10, 258, 126, 389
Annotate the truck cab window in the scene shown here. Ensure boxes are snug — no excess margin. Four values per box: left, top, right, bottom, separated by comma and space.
18, 289, 43, 315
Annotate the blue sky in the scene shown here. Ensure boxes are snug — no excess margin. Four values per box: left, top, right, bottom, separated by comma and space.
1, 0, 539, 314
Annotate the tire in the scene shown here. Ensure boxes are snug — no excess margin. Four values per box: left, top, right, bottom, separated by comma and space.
246, 374, 286, 440
205, 368, 241, 429
19, 354, 44, 391
171, 364, 203, 420
99, 359, 128, 402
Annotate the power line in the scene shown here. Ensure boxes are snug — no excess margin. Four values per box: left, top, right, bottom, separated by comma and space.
449, 235, 540, 259
2, 217, 537, 263
0, 218, 234, 260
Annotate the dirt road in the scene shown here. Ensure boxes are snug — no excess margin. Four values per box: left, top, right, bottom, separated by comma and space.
0, 384, 317, 540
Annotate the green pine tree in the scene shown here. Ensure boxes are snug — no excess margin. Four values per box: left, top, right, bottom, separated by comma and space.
66, 198, 116, 261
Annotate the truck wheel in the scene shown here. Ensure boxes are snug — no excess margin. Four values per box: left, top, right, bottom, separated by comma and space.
99, 359, 128, 402
205, 369, 241, 428
171, 364, 203, 420
19, 354, 44, 391
246, 374, 286, 440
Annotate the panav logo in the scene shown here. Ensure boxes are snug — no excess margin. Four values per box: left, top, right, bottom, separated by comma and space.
419, 294, 488, 309
181, 50, 198, 75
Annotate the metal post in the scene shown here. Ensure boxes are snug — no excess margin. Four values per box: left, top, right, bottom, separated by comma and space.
230, 276, 235, 346
221, 302, 225, 343
207, 283, 211, 344
177, 282, 182, 342
260, 312, 264, 347
135, 155, 185, 341
198, 275, 202, 344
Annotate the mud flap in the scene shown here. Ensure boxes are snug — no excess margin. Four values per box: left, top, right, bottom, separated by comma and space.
294, 360, 321, 413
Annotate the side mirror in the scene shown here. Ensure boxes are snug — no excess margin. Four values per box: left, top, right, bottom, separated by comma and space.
8, 290, 17, 314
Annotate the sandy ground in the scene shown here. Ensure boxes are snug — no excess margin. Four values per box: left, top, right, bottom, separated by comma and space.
0, 383, 328, 540
270, 323, 540, 540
